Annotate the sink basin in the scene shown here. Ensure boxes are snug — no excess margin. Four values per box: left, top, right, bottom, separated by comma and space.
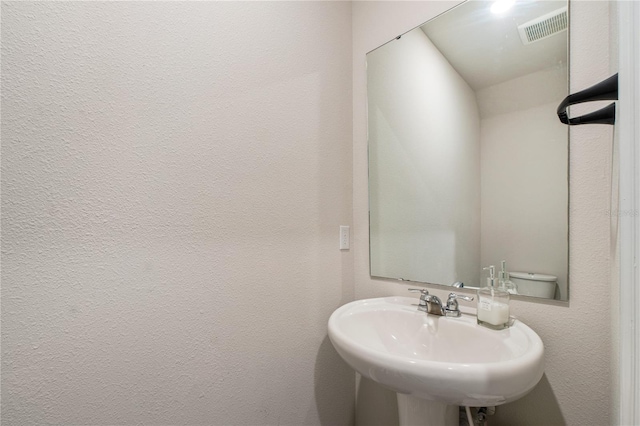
328, 296, 544, 408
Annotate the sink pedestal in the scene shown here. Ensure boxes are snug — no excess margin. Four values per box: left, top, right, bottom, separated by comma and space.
396, 394, 458, 426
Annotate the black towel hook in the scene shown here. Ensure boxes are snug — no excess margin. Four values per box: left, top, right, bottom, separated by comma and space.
557, 73, 618, 125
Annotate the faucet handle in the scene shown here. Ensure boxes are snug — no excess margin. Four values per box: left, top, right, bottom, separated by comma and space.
452, 281, 464, 288
449, 293, 473, 302
447, 292, 473, 303
408, 288, 429, 300
445, 293, 474, 317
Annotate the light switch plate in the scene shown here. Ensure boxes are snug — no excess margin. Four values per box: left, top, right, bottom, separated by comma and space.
340, 226, 350, 250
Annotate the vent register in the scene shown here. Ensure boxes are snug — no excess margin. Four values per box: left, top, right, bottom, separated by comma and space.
518, 7, 568, 45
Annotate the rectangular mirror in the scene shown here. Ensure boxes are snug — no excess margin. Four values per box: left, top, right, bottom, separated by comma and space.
368, 0, 569, 300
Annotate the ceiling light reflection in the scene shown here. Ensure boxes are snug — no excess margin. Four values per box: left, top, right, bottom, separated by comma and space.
491, 0, 515, 14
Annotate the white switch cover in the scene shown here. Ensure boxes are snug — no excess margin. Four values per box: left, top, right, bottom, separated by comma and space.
340, 226, 350, 250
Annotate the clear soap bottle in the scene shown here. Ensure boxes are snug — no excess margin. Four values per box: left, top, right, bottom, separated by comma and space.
498, 260, 518, 295
477, 265, 510, 330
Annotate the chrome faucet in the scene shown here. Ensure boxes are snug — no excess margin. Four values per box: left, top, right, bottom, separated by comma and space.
409, 288, 474, 317
408, 288, 444, 315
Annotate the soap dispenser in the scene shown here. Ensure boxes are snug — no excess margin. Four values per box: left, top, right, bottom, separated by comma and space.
498, 260, 518, 295
477, 265, 510, 330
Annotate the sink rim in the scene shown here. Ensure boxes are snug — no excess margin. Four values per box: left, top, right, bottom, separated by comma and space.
328, 296, 545, 405
329, 296, 544, 368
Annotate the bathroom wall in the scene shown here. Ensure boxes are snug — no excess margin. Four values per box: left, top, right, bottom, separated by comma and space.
368, 28, 480, 288
478, 67, 569, 300
1, 2, 354, 425
353, 1, 614, 425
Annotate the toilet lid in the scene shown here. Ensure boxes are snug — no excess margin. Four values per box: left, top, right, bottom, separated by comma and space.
509, 271, 557, 282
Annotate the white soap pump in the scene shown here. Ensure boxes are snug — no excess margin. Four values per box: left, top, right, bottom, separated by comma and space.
477, 265, 510, 330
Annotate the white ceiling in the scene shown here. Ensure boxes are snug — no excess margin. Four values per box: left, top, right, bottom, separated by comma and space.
420, 0, 568, 91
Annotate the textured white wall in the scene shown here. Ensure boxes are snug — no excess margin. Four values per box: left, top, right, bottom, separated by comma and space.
367, 28, 480, 288
1, 2, 354, 425
353, 1, 614, 425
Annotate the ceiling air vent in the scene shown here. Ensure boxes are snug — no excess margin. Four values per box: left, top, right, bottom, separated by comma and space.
518, 7, 568, 45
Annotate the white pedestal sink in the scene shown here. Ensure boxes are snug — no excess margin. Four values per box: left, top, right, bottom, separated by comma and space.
328, 296, 544, 426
